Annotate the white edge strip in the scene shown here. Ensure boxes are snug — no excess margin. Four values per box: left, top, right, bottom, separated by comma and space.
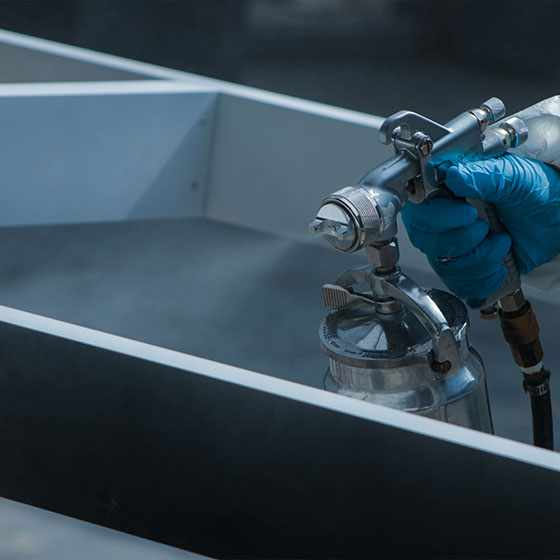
0, 80, 216, 98
0, 303, 558, 473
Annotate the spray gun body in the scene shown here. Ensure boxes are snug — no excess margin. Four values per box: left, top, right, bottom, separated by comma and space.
311, 98, 527, 257
312, 98, 553, 447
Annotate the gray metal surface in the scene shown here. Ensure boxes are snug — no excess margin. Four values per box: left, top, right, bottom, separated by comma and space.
0, 28, 192, 83
0, 217, 338, 388
204, 93, 388, 239
0, 90, 216, 226
0, 41, 145, 83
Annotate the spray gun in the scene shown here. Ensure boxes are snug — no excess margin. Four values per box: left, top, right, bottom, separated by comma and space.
311, 98, 553, 449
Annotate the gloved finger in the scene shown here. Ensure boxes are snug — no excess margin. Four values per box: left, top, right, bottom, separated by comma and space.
445, 154, 557, 208
407, 219, 489, 258
401, 198, 478, 232
428, 232, 511, 278
439, 265, 508, 304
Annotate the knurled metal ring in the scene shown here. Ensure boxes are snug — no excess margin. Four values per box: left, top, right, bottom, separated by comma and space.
322, 188, 381, 252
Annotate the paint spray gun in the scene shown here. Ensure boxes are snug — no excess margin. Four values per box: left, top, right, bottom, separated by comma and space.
310, 98, 553, 448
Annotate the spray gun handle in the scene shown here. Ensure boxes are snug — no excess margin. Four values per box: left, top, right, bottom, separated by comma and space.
466, 199, 521, 308
456, 116, 528, 307
433, 115, 529, 307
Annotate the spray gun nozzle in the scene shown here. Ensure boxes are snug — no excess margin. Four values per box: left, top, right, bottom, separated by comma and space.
309, 201, 358, 252
308, 218, 352, 241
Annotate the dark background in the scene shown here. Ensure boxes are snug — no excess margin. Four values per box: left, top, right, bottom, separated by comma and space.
1, 0, 559, 122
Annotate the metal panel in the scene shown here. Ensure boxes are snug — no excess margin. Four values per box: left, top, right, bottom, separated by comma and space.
0, 89, 217, 225
0, 41, 146, 83
205, 93, 390, 239
0, 305, 559, 558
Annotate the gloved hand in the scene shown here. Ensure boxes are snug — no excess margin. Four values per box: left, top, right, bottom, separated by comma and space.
401, 153, 560, 306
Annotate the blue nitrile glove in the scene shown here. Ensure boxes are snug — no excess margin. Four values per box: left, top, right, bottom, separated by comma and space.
401, 153, 560, 306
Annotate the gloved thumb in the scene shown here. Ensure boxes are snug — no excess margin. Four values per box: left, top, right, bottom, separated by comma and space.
444, 159, 502, 202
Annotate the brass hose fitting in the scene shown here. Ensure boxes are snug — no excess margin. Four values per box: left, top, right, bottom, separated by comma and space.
498, 300, 543, 370
497, 298, 553, 449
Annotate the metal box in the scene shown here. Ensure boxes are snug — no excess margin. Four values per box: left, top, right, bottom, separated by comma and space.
1, 29, 560, 559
